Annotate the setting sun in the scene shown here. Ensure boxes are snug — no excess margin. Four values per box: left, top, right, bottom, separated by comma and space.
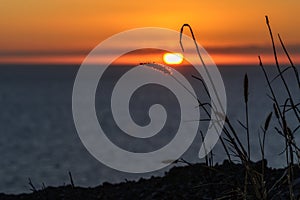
163, 53, 184, 65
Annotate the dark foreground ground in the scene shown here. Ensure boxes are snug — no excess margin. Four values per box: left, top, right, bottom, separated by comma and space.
1, 160, 300, 200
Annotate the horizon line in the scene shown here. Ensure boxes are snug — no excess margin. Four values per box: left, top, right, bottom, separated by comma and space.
0, 52, 299, 66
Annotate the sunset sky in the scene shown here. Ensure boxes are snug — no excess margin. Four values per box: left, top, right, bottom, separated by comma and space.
1, 0, 300, 65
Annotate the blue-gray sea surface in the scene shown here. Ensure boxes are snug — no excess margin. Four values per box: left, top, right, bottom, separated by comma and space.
0, 64, 299, 194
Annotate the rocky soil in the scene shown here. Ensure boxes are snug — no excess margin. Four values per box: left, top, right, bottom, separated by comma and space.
1, 160, 300, 200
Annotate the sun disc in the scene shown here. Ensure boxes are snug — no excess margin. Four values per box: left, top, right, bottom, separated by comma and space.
163, 53, 183, 65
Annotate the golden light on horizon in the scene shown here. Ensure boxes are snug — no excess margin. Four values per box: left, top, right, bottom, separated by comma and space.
163, 53, 183, 65
0, 1, 300, 65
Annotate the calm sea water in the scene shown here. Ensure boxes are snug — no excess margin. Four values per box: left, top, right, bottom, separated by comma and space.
0, 64, 299, 194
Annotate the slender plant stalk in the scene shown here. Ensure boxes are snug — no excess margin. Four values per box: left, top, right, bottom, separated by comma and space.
200, 131, 209, 166
265, 16, 300, 122
28, 178, 37, 192
178, 18, 299, 199
69, 171, 75, 188
259, 55, 295, 199
259, 56, 284, 121
243, 74, 250, 199
265, 16, 299, 199
180, 24, 250, 166
180, 24, 226, 115
283, 101, 295, 200
191, 75, 232, 162
244, 74, 250, 160
179, 26, 232, 162
277, 34, 300, 88
259, 112, 272, 199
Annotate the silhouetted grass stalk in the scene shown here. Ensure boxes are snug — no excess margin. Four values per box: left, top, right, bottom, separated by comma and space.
243, 74, 250, 198
179, 16, 299, 199
263, 16, 300, 199
180, 25, 232, 163
192, 74, 232, 163
180, 24, 226, 116
265, 16, 300, 123
277, 34, 300, 89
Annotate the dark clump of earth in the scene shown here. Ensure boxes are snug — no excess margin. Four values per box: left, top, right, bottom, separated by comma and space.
1, 160, 300, 200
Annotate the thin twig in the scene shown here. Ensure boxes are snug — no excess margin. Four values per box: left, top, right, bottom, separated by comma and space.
278, 34, 300, 88
69, 171, 75, 188
265, 16, 300, 122
28, 178, 37, 192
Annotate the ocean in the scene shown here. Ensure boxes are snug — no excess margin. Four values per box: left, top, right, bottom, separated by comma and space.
0, 64, 299, 194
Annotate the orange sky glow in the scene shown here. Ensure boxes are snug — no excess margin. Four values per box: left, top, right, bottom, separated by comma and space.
0, 0, 300, 66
